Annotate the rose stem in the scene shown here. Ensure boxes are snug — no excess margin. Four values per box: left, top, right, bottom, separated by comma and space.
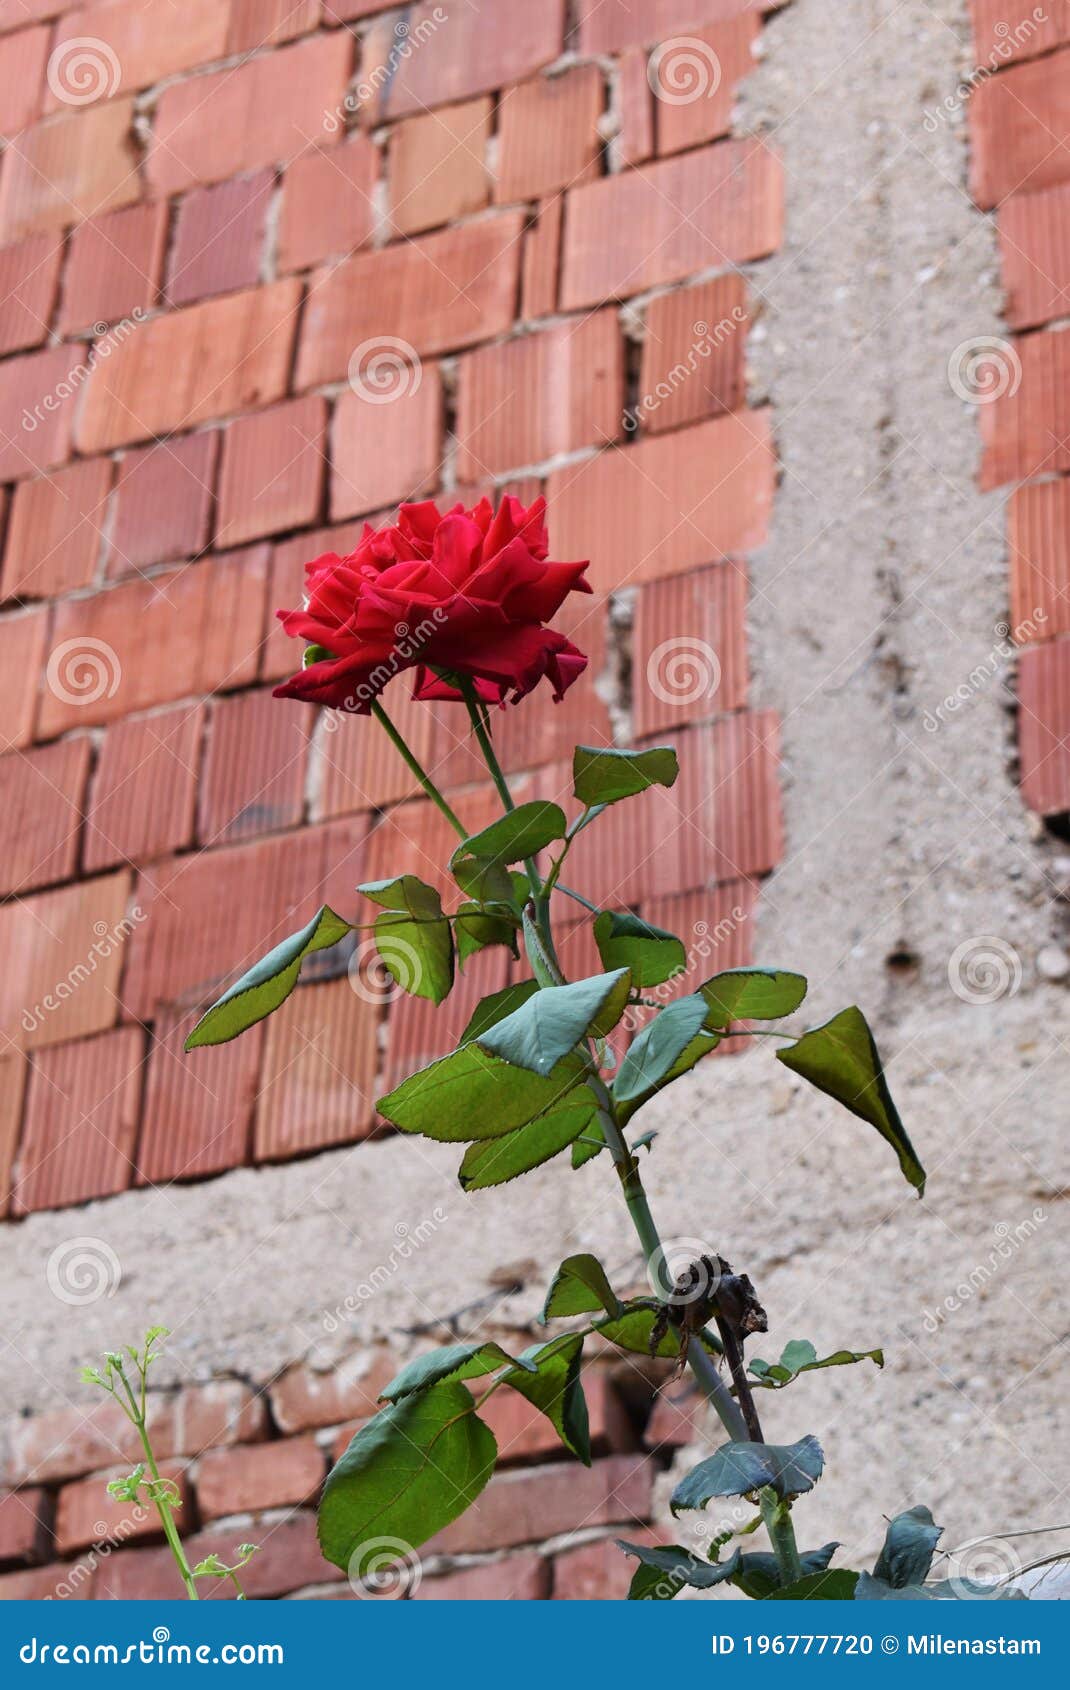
370, 698, 467, 839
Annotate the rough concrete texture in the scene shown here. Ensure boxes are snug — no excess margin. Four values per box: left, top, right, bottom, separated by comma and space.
2, 0, 1068, 1588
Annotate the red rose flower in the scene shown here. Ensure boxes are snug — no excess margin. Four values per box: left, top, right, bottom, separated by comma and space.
273, 495, 591, 713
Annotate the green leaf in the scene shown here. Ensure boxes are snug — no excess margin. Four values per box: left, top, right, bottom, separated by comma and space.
619, 1543, 743, 1600
613, 994, 709, 1106
776, 1007, 925, 1195
733, 1543, 841, 1600
361, 876, 453, 1006
380, 1342, 535, 1403
854, 1572, 1027, 1601
871, 1506, 942, 1589
572, 1117, 606, 1167
457, 1093, 599, 1189
500, 1334, 590, 1464
593, 912, 686, 986
378, 1046, 589, 1142
573, 744, 679, 806
477, 970, 631, 1075
185, 906, 351, 1049
594, 1306, 721, 1362
699, 967, 808, 1027
671, 1436, 825, 1513
459, 981, 539, 1044
454, 904, 519, 968
748, 1340, 884, 1390
318, 1381, 497, 1574
765, 1569, 862, 1600
615, 1024, 721, 1125
543, 1254, 623, 1321
450, 803, 566, 904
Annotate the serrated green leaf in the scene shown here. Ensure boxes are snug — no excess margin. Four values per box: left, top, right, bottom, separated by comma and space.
619, 1542, 742, 1600
458, 1092, 599, 1189
185, 905, 351, 1050
380, 1342, 535, 1403
748, 1341, 884, 1390
477, 970, 631, 1075
360, 877, 453, 1004
450, 803, 566, 905
573, 744, 679, 806
500, 1334, 590, 1465
776, 1007, 925, 1195
572, 1117, 605, 1168
543, 1253, 623, 1321
872, 1506, 942, 1589
378, 1045, 589, 1142
613, 994, 709, 1105
454, 904, 519, 968
671, 1436, 825, 1513
733, 1543, 841, 1601
615, 1023, 721, 1125
699, 967, 808, 1027
318, 1381, 496, 1574
593, 912, 686, 986
594, 1306, 722, 1361
765, 1569, 861, 1600
459, 980, 539, 1045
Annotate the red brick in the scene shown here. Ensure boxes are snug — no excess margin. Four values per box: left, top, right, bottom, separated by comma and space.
0, 1562, 93, 1599
322, 0, 395, 16
199, 687, 313, 843
331, 370, 442, 520
0, 233, 62, 354
618, 49, 655, 167
0, 1486, 49, 1564
0, 0, 71, 27
0, 1054, 28, 1216
0, 606, 48, 752
136, 1003, 263, 1184
0, 343, 77, 480
998, 182, 1070, 329
1019, 640, 1070, 813
0, 24, 49, 139
108, 431, 218, 578
196, 1437, 324, 1522
970, 49, 1070, 208
415, 1554, 550, 1600
549, 410, 775, 593
0, 737, 90, 894
654, 16, 759, 155
0, 871, 132, 1054
298, 214, 524, 386
270, 1351, 397, 1433
971, 0, 1070, 64
1010, 478, 1070, 641
2, 457, 112, 598
55, 1460, 190, 1556
644, 1382, 707, 1450
389, 98, 491, 236
13, 1026, 143, 1213
218, 395, 327, 546
99, 1510, 342, 1600
46, 0, 229, 108
363, 783, 502, 904
39, 548, 268, 736
578, 0, 765, 54
479, 1371, 635, 1465
0, 100, 140, 243
256, 976, 379, 1160
522, 195, 562, 318
456, 314, 621, 480
633, 562, 748, 737
229, 0, 321, 51
371, 0, 565, 119
264, 519, 365, 680
168, 170, 274, 307
638, 275, 748, 433
148, 31, 352, 195
427, 1455, 653, 1555
59, 201, 168, 335
497, 66, 603, 203
979, 327, 1070, 490
277, 136, 378, 273
86, 703, 204, 870
562, 139, 781, 307
76, 279, 301, 452
553, 1528, 660, 1598
122, 818, 367, 1018
640, 881, 760, 1002
315, 683, 435, 817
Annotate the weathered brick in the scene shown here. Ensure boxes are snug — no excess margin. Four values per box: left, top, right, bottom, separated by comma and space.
0, 1562, 93, 1599
497, 65, 603, 203
108, 430, 219, 577
553, 1528, 660, 1598
298, 214, 523, 386
549, 410, 775, 593
77, 280, 301, 452
0, 100, 140, 243
1019, 640, 1070, 814
389, 99, 491, 238
256, 977, 379, 1160
218, 395, 327, 546
414, 1554, 550, 1600
522, 195, 562, 318
0, 0, 72, 28
277, 136, 378, 273
371, 0, 565, 119
99, 1510, 341, 1600
0, 1053, 28, 1216
199, 686, 313, 843
0, 736, 91, 894
0, 233, 62, 354
55, 1460, 190, 1555
0, 871, 132, 1054
618, 49, 655, 166
638, 275, 748, 433
0, 1485, 49, 1565
969, 48, 1070, 208
998, 182, 1070, 329
148, 32, 352, 195
314, 683, 433, 815
0, 23, 49, 139
0, 606, 48, 752
644, 1382, 708, 1451
562, 139, 781, 307
168, 170, 275, 307
136, 1003, 263, 1184
633, 561, 749, 737
0, 343, 78, 479
270, 1351, 397, 1433
59, 201, 168, 335
331, 369, 442, 520
971, 0, 1070, 64
2, 457, 112, 598
655, 15, 759, 156
196, 1437, 324, 1522
86, 703, 204, 871
229, 0, 321, 51
47, 0, 229, 108
13, 1025, 143, 1212
578, 0, 765, 54
427, 1455, 653, 1555
1010, 478, 1070, 642
39, 548, 268, 736
979, 326, 1070, 491
456, 314, 621, 480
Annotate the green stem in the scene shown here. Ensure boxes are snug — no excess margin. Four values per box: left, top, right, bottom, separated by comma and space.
371, 699, 467, 839
761, 1491, 803, 1587
135, 1422, 199, 1600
